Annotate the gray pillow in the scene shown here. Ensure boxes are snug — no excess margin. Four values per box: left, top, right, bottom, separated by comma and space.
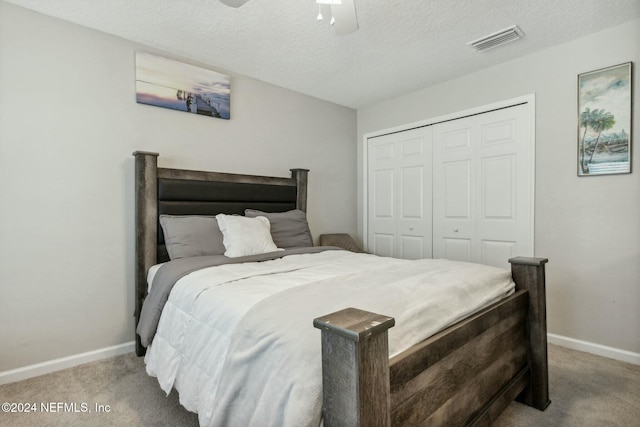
244, 209, 313, 248
159, 215, 226, 260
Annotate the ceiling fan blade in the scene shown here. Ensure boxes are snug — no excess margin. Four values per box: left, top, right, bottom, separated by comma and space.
331, 0, 358, 35
219, 0, 250, 7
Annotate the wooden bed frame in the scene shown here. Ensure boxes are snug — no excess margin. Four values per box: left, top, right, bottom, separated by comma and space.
133, 151, 550, 426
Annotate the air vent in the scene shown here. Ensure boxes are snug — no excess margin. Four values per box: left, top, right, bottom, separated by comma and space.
467, 25, 523, 52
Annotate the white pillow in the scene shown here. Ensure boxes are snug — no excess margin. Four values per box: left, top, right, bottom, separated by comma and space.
215, 214, 282, 258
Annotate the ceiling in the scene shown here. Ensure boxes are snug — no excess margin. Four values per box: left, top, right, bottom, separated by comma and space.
4, 0, 639, 109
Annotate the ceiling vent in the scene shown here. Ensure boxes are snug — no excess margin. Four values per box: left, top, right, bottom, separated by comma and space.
467, 25, 524, 52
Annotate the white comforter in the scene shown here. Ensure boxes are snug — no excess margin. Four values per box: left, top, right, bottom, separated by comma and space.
144, 250, 514, 427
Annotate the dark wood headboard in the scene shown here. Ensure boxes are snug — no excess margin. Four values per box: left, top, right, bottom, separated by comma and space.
132, 151, 309, 355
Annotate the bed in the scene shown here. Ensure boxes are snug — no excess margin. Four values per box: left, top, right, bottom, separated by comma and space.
133, 151, 550, 426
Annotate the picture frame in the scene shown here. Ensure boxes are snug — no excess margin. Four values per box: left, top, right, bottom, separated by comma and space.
577, 62, 632, 176
135, 52, 231, 120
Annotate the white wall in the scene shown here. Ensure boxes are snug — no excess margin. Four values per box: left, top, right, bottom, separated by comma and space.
0, 2, 356, 372
1, 2, 636, 376
358, 20, 640, 355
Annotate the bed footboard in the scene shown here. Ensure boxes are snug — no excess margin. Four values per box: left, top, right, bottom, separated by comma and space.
314, 257, 549, 427
313, 308, 395, 427
509, 256, 551, 411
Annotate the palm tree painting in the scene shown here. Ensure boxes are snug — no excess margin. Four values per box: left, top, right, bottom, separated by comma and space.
578, 62, 632, 176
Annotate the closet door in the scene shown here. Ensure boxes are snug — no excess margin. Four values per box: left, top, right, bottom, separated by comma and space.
432, 104, 533, 269
367, 127, 433, 259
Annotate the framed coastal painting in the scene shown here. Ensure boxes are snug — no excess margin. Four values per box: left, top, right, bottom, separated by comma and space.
578, 62, 632, 176
135, 52, 231, 120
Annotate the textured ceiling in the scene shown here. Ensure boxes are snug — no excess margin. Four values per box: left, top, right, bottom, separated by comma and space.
4, 0, 639, 109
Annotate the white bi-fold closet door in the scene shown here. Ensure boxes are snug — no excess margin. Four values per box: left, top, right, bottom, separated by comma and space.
366, 102, 534, 269
367, 126, 433, 260
432, 103, 533, 269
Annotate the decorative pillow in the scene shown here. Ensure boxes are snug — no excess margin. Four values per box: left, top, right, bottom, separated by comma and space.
244, 209, 313, 248
159, 215, 226, 260
215, 214, 282, 258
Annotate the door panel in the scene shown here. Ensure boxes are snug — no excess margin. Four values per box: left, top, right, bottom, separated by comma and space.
401, 138, 424, 157
434, 118, 477, 263
443, 161, 471, 219
374, 143, 394, 160
481, 240, 516, 267
477, 105, 533, 267
482, 118, 516, 146
401, 166, 423, 219
481, 154, 515, 219
433, 104, 533, 268
367, 127, 433, 259
443, 128, 472, 151
443, 238, 472, 262
400, 235, 424, 260
373, 169, 394, 218
373, 233, 394, 258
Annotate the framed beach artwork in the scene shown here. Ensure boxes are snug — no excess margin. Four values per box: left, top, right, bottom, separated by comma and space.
135, 52, 231, 120
578, 62, 632, 176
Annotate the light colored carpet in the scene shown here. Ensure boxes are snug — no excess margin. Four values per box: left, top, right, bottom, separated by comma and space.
494, 344, 640, 427
1, 344, 638, 426
0, 352, 198, 427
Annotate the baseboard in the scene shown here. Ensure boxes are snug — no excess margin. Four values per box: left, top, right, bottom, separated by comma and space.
2, 335, 636, 385
548, 333, 640, 365
0, 341, 135, 385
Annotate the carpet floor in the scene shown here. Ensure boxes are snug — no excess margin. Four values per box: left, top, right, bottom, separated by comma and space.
1, 344, 638, 426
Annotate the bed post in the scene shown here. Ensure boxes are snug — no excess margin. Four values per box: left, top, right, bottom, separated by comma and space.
290, 168, 309, 212
508, 257, 551, 411
133, 151, 159, 357
313, 308, 395, 427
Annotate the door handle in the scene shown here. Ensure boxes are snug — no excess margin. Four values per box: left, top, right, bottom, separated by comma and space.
453, 228, 459, 233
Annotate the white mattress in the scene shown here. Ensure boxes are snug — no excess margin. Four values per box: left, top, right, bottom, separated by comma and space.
144, 250, 514, 427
